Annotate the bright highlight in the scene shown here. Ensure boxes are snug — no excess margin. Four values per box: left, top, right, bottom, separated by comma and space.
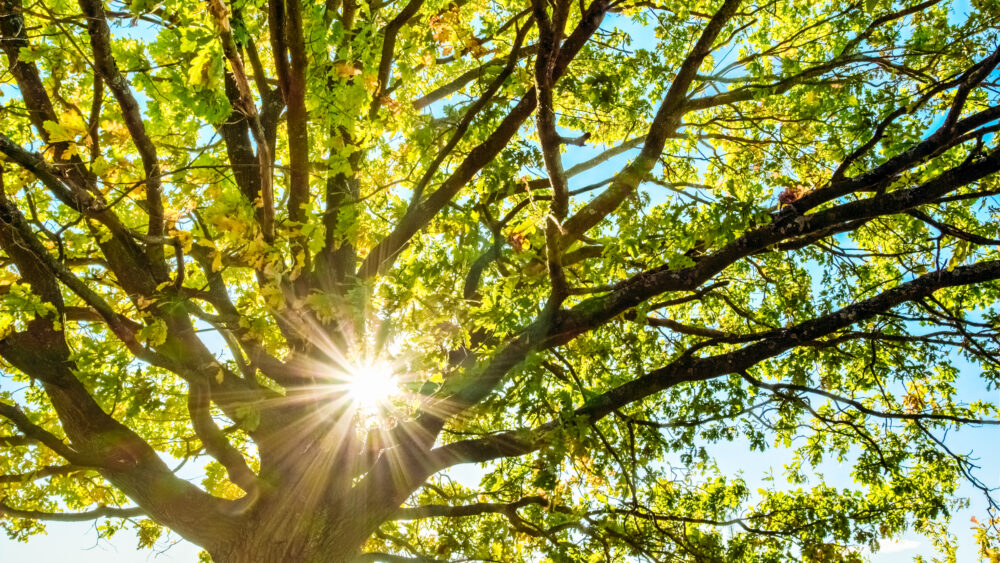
346, 363, 399, 412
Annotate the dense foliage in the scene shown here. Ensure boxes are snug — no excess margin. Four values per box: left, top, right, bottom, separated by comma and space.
0, 0, 999, 560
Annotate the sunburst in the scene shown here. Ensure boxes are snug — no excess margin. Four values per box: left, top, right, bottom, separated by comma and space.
345, 361, 400, 414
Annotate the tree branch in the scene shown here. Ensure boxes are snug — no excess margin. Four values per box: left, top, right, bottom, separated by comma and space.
393, 495, 548, 520
358, 0, 612, 279
0, 499, 144, 522
561, 0, 744, 244
78, 0, 167, 278
422, 258, 1000, 473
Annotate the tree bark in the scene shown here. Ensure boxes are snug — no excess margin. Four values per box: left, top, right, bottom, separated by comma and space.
214, 527, 362, 562
210, 502, 375, 562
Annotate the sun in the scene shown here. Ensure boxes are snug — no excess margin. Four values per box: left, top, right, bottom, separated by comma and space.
346, 362, 399, 412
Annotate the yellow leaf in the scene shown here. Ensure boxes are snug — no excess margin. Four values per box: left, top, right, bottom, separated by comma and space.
63, 114, 88, 136
42, 121, 75, 144
188, 48, 219, 89
334, 62, 361, 78
174, 230, 194, 253
57, 143, 80, 160
91, 156, 114, 177
137, 319, 168, 346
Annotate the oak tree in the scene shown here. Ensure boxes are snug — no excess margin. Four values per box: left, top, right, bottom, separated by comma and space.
0, 0, 999, 560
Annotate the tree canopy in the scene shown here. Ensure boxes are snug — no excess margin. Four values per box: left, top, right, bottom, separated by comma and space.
0, 0, 999, 560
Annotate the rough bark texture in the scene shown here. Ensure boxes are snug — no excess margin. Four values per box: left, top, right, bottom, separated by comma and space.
214, 514, 369, 563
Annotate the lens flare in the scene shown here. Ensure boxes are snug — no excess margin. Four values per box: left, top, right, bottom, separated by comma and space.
346, 362, 399, 412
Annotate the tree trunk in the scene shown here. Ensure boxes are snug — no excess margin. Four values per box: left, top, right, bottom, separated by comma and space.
215, 538, 360, 563
210, 508, 373, 563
